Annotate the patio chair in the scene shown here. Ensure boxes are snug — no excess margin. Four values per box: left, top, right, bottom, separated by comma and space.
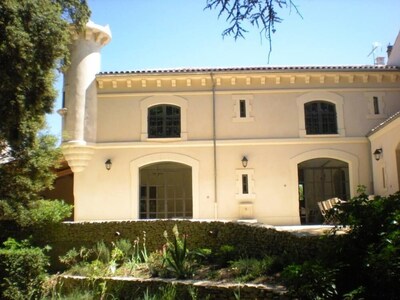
318, 197, 346, 224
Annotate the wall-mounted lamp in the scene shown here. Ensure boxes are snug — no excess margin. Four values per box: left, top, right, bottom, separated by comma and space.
105, 159, 112, 170
373, 148, 382, 161
241, 156, 248, 168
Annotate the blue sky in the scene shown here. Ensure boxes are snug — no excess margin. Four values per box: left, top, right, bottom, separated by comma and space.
47, 0, 400, 137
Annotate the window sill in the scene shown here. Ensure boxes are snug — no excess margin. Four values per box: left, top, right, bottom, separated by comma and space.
232, 117, 255, 123
235, 193, 256, 200
299, 129, 345, 137
141, 132, 188, 141
366, 114, 387, 119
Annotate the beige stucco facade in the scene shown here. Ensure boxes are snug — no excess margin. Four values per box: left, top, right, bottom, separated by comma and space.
60, 23, 400, 225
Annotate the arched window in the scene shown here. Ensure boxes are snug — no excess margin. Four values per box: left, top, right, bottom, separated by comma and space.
148, 105, 181, 138
304, 101, 337, 135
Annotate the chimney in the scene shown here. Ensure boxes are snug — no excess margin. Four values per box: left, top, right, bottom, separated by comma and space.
375, 56, 385, 65
387, 44, 393, 58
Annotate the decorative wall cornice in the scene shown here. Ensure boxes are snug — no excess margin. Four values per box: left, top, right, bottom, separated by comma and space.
96, 68, 400, 92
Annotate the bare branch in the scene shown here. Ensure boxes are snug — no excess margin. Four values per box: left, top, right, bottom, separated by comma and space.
205, 0, 301, 62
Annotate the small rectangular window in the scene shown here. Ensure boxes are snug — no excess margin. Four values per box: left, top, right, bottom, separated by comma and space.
382, 167, 386, 189
62, 91, 66, 108
373, 96, 380, 114
239, 100, 246, 118
242, 174, 249, 194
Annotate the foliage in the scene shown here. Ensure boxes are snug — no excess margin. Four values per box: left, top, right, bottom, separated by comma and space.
60, 236, 150, 277
282, 191, 400, 299
281, 260, 338, 299
0, 134, 66, 227
163, 224, 193, 279
0, 238, 50, 300
0, 0, 89, 149
205, 0, 301, 60
0, 0, 90, 226
0, 199, 72, 228
229, 255, 282, 282
140, 285, 177, 300
147, 250, 167, 277
331, 191, 400, 298
214, 244, 237, 267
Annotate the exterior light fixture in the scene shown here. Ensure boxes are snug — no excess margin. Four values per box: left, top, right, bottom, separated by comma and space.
241, 156, 248, 168
373, 148, 382, 161
105, 159, 112, 170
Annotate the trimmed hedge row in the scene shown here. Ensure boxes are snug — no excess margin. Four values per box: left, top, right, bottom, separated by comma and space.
26, 220, 321, 272
56, 275, 288, 300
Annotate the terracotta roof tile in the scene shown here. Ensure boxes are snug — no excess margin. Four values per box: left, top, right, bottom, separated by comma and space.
98, 65, 400, 76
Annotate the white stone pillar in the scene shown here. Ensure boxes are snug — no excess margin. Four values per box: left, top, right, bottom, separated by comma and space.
61, 21, 111, 172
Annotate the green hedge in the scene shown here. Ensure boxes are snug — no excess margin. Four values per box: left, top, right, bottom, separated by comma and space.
0, 240, 49, 299
26, 220, 320, 272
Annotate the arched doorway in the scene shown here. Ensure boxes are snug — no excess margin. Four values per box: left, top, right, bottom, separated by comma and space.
139, 162, 192, 219
298, 158, 350, 224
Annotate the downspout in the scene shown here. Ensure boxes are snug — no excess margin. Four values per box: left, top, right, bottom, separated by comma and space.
210, 73, 218, 219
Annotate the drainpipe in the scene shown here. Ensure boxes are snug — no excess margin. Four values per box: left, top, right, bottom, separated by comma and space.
210, 73, 218, 219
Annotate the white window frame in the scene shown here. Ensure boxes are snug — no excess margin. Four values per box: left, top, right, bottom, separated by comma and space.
365, 92, 387, 119
297, 92, 345, 137
140, 95, 188, 141
232, 95, 254, 122
235, 169, 255, 200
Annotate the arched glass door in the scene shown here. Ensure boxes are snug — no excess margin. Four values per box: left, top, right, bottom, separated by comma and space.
139, 162, 192, 219
298, 158, 349, 224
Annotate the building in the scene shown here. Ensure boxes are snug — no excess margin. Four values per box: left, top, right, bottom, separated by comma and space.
59, 22, 400, 225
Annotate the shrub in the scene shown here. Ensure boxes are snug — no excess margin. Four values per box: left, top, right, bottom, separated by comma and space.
163, 225, 193, 279
289, 190, 400, 299
214, 244, 237, 267
281, 261, 338, 299
147, 250, 167, 277
0, 238, 49, 299
0, 199, 72, 228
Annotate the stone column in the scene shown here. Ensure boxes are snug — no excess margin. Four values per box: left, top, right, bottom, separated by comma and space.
61, 21, 111, 172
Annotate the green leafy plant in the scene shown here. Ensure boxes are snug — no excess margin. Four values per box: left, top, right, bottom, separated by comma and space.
229, 256, 280, 282
0, 238, 50, 299
163, 224, 192, 279
94, 241, 111, 264
281, 261, 338, 299
215, 244, 237, 267
330, 191, 400, 298
147, 250, 166, 277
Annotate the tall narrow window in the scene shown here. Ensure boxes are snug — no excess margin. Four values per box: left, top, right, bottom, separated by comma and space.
382, 167, 386, 189
373, 96, 380, 115
242, 174, 249, 194
239, 100, 246, 118
148, 105, 180, 138
304, 101, 337, 135
62, 91, 66, 108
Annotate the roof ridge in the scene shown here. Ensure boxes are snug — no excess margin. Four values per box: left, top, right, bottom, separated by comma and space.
98, 65, 400, 75
367, 110, 400, 136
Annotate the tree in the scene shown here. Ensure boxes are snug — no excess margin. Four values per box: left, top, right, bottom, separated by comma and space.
0, 0, 90, 225
205, 0, 301, 61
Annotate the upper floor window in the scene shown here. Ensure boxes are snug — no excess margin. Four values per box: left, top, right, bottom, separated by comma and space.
148, 105, 180, 138
239, 100, 247, 118
373, 96, 380, 115
304, 101, 337, 135
232, 95, 254, 122
365, 92, 386, 119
